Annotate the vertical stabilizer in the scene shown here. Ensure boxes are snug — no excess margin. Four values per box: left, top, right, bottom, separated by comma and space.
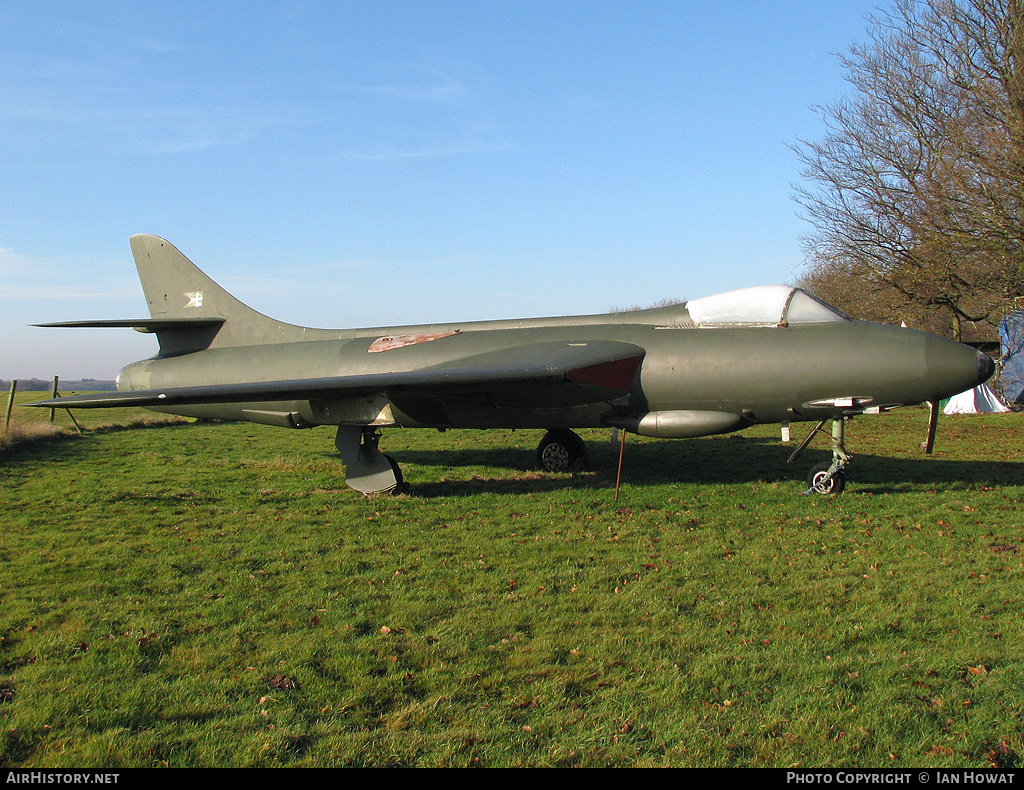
129, 234, 334, 352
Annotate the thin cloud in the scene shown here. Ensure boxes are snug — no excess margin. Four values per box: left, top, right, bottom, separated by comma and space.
0, 284, 138, 300
146, 124, 253, 154
0, 248, 30, 273
354, 81, 467, 104
0, 247, 138, 300
349, 68, 472, 104
0, 46, 273, 155
337, 141, 509, 161
132, 37, 178, 54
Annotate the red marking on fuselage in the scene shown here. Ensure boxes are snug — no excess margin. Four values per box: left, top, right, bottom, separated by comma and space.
567, 354, 644, 392
368, 330, 461, 353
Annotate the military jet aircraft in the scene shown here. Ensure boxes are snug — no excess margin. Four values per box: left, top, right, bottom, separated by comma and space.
32, 234, 994, 495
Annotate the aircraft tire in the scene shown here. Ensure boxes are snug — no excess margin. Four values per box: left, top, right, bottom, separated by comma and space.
537, 430, 588, 473
807, 462, 846, 495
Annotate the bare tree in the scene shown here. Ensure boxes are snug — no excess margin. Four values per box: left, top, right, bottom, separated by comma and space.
794, 0, 1024, 340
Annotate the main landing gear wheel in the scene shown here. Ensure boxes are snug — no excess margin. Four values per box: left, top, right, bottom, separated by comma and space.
537, 429, 588, 473
807, 462, 846, 495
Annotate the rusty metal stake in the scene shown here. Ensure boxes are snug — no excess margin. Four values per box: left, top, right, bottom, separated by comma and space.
614, 426, 626, 501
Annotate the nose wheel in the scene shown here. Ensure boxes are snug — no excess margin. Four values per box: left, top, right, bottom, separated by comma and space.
806, 461, 846, 495
789, 417, 853, 495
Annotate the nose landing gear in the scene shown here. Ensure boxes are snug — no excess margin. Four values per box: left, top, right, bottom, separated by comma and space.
789, 417, 852, 495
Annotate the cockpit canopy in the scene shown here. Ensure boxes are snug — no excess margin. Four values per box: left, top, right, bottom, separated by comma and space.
685, 286, 847, 327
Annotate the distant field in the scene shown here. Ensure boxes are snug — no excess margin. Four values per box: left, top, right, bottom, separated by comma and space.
0, 379, 116, 393
2, 398, 1024, 767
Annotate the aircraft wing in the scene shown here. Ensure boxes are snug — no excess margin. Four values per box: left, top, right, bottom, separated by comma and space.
29, 340, 645, 410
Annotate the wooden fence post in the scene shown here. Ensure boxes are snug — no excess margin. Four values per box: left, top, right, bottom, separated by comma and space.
49, 376, 59, 423
4, 380, 16, 433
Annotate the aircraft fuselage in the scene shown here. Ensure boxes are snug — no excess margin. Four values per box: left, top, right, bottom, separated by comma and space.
117, 315, 991, 435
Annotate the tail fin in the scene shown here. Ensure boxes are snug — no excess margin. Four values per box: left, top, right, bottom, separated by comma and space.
130, 234, 329, 353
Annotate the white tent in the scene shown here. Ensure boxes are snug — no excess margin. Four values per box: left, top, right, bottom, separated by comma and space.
943, 384, 1010, 414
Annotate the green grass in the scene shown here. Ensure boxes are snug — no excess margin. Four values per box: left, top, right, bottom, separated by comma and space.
2, 397, 1024, 767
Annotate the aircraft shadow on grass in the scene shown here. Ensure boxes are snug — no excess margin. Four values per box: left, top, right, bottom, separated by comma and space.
355, 434, 1024, 498
7, 422, 1020, 498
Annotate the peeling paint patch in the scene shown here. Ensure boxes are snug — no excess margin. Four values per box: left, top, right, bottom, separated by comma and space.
368, 330, 460, 353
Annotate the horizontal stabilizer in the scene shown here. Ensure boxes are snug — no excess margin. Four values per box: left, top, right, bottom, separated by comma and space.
35, 318, 226, 334
29, 340, 645, 410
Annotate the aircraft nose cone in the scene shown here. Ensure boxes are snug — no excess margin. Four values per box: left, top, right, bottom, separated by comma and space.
977, 349, 995, 385
924, 334, 995, 399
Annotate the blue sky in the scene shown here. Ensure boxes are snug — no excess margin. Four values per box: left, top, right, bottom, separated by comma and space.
2, 1, 878, 379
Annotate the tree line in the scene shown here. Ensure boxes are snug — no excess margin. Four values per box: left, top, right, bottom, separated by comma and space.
1, 379, 116, 392
794, 0, 1024, 341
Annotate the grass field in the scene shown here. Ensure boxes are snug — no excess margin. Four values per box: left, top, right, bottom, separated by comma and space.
2, 395, 1024, 767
